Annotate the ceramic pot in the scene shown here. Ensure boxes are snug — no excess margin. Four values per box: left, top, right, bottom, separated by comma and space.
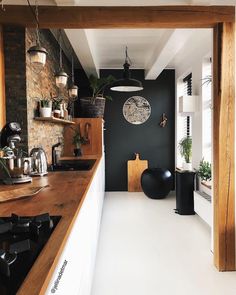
53, 110, 61, 118
40, 107, 52, 118
183, 162, 192, 171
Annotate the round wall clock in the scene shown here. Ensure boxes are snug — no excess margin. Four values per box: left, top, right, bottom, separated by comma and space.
123, 96, 151, 125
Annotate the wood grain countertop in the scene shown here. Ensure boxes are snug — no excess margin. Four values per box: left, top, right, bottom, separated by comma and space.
0, 155, 102, 295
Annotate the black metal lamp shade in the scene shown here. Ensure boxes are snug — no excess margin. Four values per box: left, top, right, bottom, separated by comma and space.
110, 62, 143, 92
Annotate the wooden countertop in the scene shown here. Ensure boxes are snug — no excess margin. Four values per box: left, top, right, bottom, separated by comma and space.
0, 155, 102, 295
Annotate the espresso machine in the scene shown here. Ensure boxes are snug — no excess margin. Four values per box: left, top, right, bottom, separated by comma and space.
0, 122, 32, 184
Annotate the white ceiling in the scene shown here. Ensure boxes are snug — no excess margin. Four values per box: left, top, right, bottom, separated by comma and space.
2, 0, 227, 79
64, 28, 212, 80
87, 29, 167, 69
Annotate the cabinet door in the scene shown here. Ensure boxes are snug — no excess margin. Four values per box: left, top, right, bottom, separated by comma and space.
45, 157, 105, 295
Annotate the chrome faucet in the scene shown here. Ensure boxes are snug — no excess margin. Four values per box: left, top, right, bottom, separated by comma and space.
52, 142, 61, 168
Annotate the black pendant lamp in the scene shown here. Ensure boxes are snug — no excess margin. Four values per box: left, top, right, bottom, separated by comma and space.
27, 0, 48, 68
110, 47, 143, 92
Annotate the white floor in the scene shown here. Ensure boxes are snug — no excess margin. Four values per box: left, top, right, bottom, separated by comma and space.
91, 192, 236, 295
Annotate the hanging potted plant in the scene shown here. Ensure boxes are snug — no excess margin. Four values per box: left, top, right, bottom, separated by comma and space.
179, 136, 192, 171
198, 159, 212, 195
80, 74, 115, 118
71, 124, 85, 157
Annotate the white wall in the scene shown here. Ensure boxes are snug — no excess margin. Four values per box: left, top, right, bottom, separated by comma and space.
175, 30, 212, 170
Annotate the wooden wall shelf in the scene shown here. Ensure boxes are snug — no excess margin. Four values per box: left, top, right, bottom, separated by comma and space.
34, 117, 75, 125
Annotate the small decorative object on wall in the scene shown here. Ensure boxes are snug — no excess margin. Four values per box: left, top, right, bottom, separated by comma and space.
123, 96, 151, 125
159, 113, 168, 128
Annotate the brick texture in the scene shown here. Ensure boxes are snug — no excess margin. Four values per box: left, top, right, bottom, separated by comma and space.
4, 27, 72, 163
3, 26, 28, 152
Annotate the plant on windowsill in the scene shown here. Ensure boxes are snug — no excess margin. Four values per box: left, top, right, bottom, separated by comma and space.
80, 74, 116, 118
198, 159, 212, 190
71, 124, 86, 157
179, 136, 192, 171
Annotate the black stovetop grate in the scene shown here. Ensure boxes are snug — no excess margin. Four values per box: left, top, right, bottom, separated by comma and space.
0, 213, 61, 295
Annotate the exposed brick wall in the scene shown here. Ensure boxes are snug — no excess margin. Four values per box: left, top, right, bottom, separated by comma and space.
3, 26, 28, 152
26, 28, 71, 163
4, 26, 72, 163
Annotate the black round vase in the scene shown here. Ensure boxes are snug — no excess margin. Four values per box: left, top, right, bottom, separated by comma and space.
141, 168, 173, 199
74, 148, 82, 157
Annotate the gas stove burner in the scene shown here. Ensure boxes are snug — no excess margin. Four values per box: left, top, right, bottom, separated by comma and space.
0, 213, 54, 236
0, 250, 17, 277
0, 213, 61, 295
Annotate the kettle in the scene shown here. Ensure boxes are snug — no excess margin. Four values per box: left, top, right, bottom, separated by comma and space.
30, 147, 48, 176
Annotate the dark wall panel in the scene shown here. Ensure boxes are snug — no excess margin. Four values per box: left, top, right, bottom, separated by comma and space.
101, 69, 175, 191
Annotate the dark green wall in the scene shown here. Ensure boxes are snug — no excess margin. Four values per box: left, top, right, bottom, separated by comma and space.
100, 69, 175, 191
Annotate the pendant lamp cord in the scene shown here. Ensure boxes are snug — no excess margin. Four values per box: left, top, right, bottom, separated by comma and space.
125, 46, 132, 65
0, 0, 5, 11
27, 0, 40, 45
71, 55, 74, 84
59, 29, 63, 70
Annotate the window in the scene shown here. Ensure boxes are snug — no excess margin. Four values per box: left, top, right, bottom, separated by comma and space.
202, 58, 212, 163
176, 73, 192, 167
183, 73, 192, 137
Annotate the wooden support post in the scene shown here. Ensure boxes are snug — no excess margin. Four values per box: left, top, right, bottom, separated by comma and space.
213, 22, 235, 271
0, 25, 6, 129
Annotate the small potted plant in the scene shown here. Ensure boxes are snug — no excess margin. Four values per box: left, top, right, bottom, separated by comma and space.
179, 136, 192, 171
52, 98, 62, 119
198, 159, 212, 194
71, 124, 85, 157
80, 74, 115, 118
39, 97, 52, 118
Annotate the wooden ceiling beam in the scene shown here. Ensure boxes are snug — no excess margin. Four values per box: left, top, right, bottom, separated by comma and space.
0, 5, 234, 28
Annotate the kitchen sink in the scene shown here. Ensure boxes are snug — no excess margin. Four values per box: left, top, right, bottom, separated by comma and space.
51, 159, 96, 171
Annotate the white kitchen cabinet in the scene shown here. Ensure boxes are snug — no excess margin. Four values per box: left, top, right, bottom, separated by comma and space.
45, 156, 105, 295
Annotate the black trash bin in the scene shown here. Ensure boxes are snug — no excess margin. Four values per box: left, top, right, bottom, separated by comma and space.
175, 170, 196, 215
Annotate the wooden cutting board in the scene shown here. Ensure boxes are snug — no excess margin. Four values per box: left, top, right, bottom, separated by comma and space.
0, 185, 49, 203
127, 153, 148, 192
